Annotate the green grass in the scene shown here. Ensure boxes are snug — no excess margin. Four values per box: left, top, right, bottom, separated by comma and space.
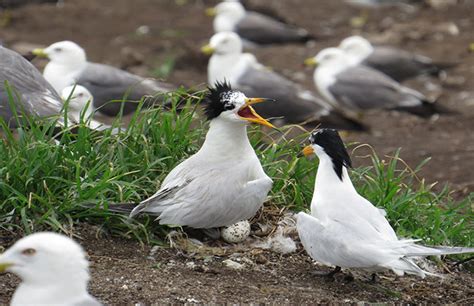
0, 89, 472, 248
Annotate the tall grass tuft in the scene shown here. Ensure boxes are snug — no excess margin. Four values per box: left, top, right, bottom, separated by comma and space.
0, 89, 472, 247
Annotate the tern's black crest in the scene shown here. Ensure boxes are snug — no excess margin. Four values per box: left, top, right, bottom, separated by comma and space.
309, 129, 352, 180
204, 81, 238, 120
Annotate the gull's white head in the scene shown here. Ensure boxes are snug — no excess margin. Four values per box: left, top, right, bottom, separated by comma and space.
204, 81, 274, 128
202, 32, 243, 56
305, 47, 350, 71
303, 129, 352, 180
33, 41, 87, 65
61, 85, 94, 113
339, 36, 373, 64
209, 1, 246, 32
0, 232, 90, 286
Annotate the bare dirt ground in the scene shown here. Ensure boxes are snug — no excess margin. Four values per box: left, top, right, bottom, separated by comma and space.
1, 0, 473, 304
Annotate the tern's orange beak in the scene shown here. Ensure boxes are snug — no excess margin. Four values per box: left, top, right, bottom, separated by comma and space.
302, 145, 315, 157
237, 98, 275, 128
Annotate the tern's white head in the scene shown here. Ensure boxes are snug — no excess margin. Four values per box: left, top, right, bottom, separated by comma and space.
339, 36, 374, 65
303, 129, 352, 181
209, 1, 246, 32
61, 85, 94, 113
33, 41, 87, 66
204, 32, 243, 56
204, 81, 274, 128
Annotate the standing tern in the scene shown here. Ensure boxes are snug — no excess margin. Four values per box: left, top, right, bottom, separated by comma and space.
0, 232, 101, 306
296, 128, 474, 278
32, 41, 176, 117
339, 36, 457, 82
305, 48, 451, 118
203, 32, 366, 131
112, 81, 274, 233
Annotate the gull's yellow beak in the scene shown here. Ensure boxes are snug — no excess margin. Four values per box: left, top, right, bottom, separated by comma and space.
304, 57, 318, 67
31, 48, 48, 58
237, 98, 275, 128
201, 44, 215, 55
0, 262, 14, 273
469, 43, 474, 53
302, 145, 315, 157
205, 7, 217, 17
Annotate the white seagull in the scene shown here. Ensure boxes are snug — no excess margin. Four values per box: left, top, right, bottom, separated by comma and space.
305, 48, 450, 118
0, 45, 68, 128
113, 81, 273, 235
32, 41, 176, 117
297, 128, 474, 278
206, 0, 312, 46
202, 32, 366, 131
0, 232, 101, 306
339, 36, 456, 82
61, 85, 108, 130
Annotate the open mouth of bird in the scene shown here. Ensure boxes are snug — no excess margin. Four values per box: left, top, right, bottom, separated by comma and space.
237, 105, 274, 128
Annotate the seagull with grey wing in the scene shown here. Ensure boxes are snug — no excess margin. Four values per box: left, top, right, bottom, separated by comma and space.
206, 0, 313, 46
0, 232, 101, 306
202, 32, 366, 131
0, 45, 69, 128
297, 128, 474, 279
32, 41, 176, 117
111, 81, 274, 238
339, 36, 457, 82
305, 48, 452, 118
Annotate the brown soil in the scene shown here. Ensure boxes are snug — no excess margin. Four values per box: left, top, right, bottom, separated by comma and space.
1, 226, 473, 304
0, 0, 473, 304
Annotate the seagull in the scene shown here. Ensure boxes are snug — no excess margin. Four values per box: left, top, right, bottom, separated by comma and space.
305, 48, 451, 118
0, 232, 101, 306
202, 32, 366, 131
339, 36, 457, 82
112, 81, 274, 233
206, 0, 313, 46
0, 45, 67, 128
61, 85, 109, 130
32, 41, 176, 117
297, 128, 474, 278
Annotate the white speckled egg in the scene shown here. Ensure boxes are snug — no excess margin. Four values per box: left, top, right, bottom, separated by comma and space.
221, 220, 251, 243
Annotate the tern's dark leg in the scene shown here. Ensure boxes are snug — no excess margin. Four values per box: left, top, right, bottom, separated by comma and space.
311, 266, 342, 278
370, 273, 377, 283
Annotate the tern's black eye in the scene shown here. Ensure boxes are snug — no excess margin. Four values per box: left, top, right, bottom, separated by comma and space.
224, 103, 235, 110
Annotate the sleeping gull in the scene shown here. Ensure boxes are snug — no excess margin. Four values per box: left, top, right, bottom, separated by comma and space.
0, 45, 67, 128
202, 32, 366, 131
206, 0, 312, 46
109, 82, 273, 240
32, 41, 176, 117
297, 129, 474, 279
0, 232, 101, 305
61, 85, 110, 130
305, 48, 450, 118
339, 36, 457, 82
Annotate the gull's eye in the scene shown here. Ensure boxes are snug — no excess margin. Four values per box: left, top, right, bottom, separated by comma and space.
21, 248, 36, 256
54, 47, 63, 52
77, 93, 84, 98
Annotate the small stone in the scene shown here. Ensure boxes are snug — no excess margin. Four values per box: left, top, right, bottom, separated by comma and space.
222, 259, 244, 270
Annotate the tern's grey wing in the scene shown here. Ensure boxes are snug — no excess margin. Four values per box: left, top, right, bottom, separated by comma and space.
296, 212, 400, 269
133, 156, 272, 229
236, 12, 311, 45
236, 65, 328, 124
329, 66, 422, 111
77, 63, 175, 116
365, 46, 437, 81
0, 46, 63, 127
